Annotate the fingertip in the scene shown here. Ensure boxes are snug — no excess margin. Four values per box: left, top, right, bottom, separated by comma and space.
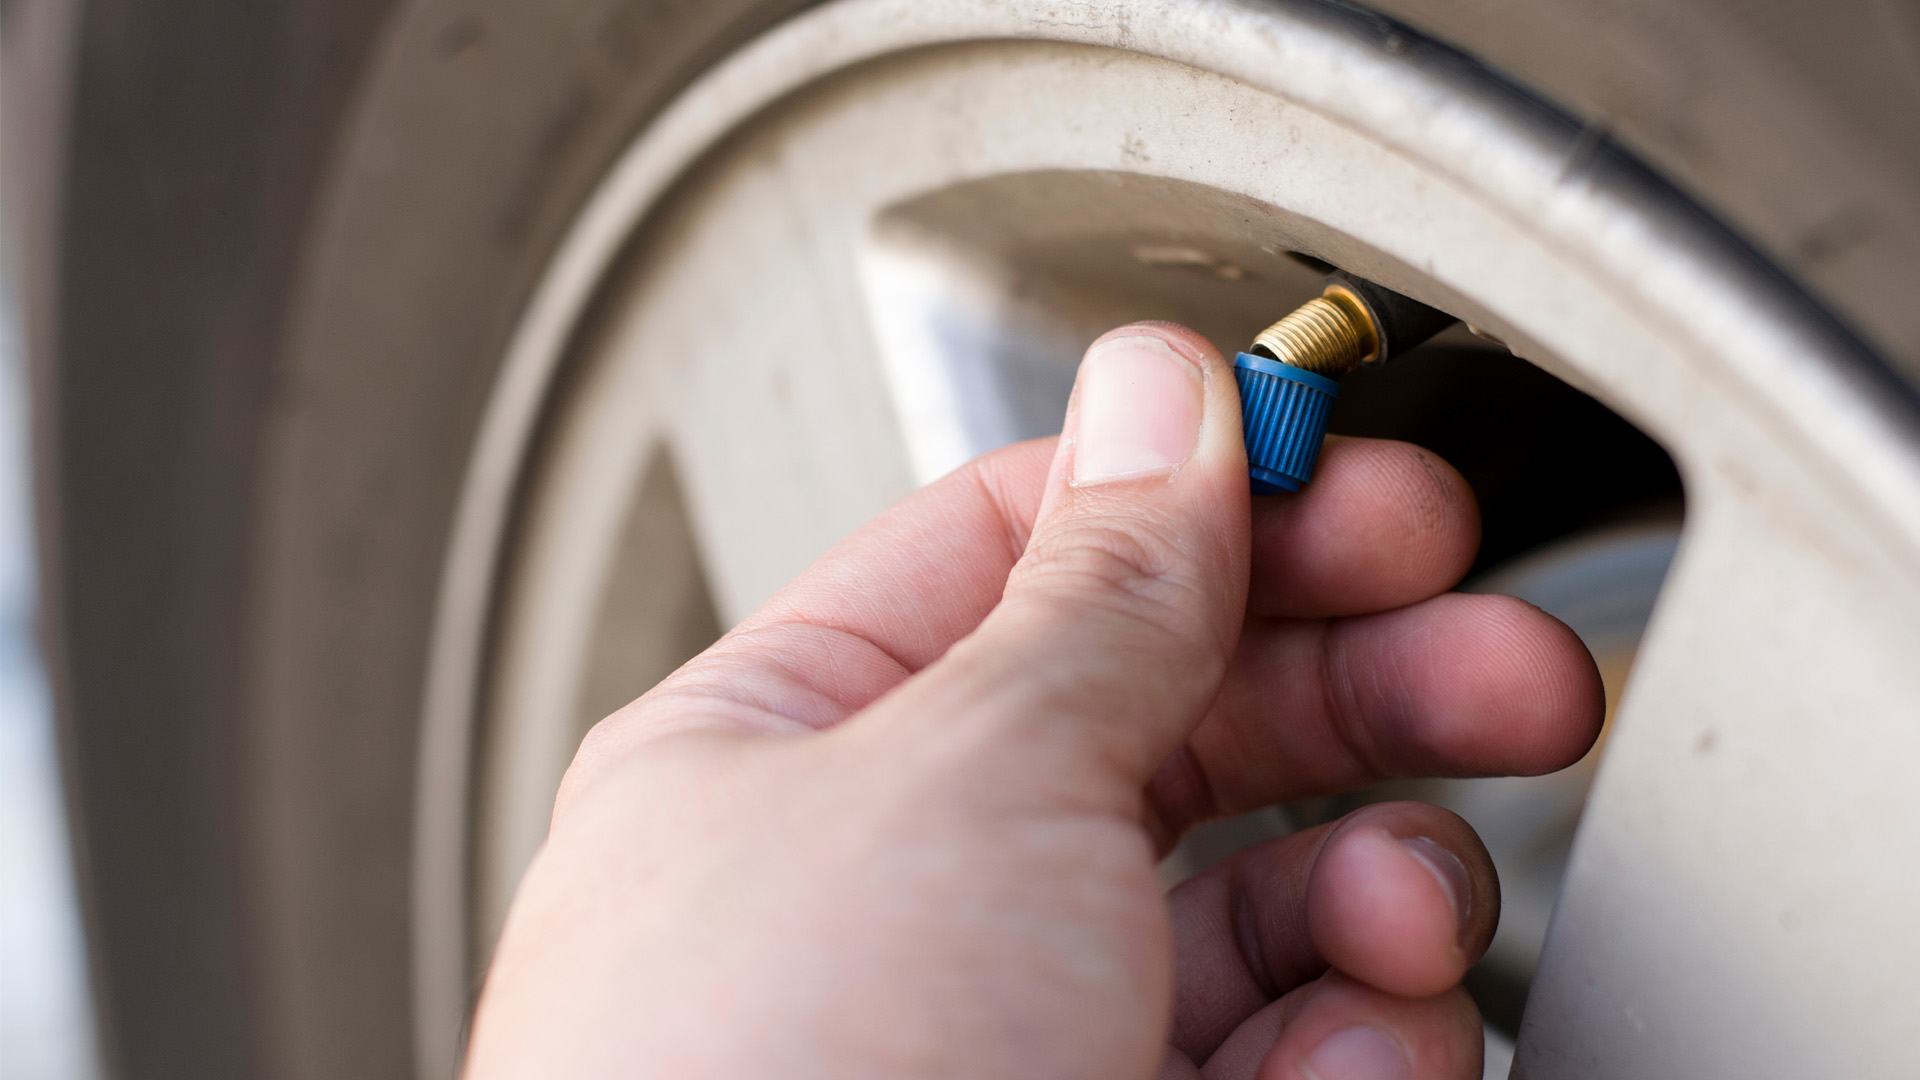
1258, 974, 1484, 1080
1251, 438, 1480, 618
1307, 806, 1498, 999
1093, 320, 1228, 368
1422, 593, 1606, 774
1327, 591, 1606, 779
1309, 828, 1462, 998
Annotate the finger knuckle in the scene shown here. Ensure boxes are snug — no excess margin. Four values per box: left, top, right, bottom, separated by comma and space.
1011, 514, 1216, 641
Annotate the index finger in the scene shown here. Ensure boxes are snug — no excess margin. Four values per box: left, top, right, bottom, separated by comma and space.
1252, 436, 1481, 618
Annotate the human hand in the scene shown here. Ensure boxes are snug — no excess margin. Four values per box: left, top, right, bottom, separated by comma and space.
463, 323, 1603, 1080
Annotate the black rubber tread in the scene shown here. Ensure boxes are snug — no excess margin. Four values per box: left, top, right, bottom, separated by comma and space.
26, 4, 398, 1078
1365, 0, 1920, 381
26, 2, 816, 1077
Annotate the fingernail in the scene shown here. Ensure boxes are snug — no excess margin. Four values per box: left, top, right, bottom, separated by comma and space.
1300, 1025, 1408, 1080
1071, 335, 1204, 484
1400, 835, 1472, 944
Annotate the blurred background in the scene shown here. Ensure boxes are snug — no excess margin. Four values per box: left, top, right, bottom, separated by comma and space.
0, 230, 100, 1078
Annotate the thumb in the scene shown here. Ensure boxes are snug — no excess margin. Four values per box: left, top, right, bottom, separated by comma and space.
885, 323, 1252, 787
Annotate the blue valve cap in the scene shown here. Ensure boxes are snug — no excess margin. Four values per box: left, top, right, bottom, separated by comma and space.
1234, 352, 1341, 494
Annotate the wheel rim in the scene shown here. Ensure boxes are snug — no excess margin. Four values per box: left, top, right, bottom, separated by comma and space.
416, 2, 1920, 1077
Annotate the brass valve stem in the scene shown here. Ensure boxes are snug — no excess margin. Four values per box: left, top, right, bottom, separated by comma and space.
1248, 284, 1380, 378
1235, 272, 1454, 493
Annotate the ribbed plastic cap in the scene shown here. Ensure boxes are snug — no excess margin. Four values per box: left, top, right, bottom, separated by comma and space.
1234, 352, 1341, 494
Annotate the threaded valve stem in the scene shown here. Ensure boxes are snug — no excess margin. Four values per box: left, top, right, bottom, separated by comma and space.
1236, 271, 1456, 493
1248, 286, 1379, 377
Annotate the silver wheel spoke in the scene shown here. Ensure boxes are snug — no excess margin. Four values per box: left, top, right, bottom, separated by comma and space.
1521, 496, 1920, 1077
